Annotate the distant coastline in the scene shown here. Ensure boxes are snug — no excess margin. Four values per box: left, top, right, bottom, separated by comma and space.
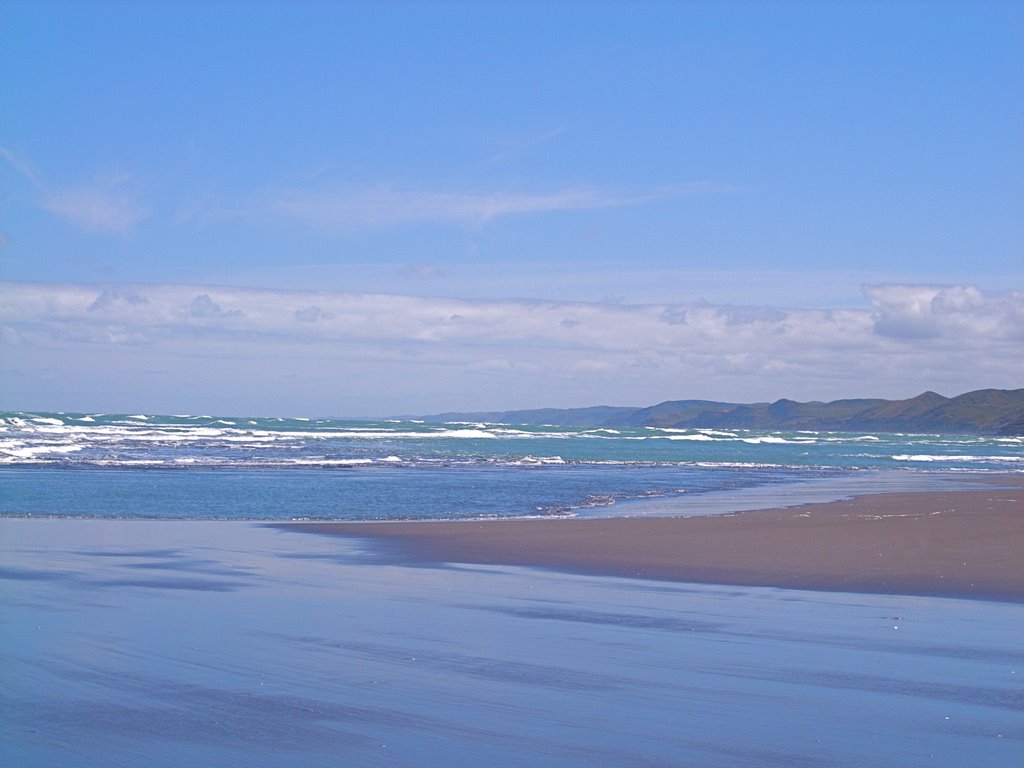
426, 387, 1024, 436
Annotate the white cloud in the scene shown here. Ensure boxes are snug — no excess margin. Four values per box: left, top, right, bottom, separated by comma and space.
3, 144, 723, 237
40, 172, 150, 233
181, 294, 245, 320
484, 127, 567, 164
223, 180, 729, 231
0, 146, 42, 187
88, 288, 150, 312
1, 281, 1020, 412
295, 306, 330, 323
253, 184, 634, 229
865, 284, 1024, 342
1, 147, 149, 234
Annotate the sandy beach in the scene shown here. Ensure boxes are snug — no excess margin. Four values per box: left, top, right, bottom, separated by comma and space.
282, 485, 1024, 601
5, 516, 1022, 767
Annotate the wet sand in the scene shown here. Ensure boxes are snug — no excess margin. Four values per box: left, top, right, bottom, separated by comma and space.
282, 486, 1024, 601
5, 518, 1022, 767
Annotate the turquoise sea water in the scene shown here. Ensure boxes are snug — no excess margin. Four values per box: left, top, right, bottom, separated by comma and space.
1, 411, 1021, 520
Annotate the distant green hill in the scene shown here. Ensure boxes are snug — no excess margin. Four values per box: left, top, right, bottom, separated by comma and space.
426, 388, 1024, 435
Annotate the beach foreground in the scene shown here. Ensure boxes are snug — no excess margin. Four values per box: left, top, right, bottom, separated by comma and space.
3, 517, 1022, 767
282, 486, 1024, 602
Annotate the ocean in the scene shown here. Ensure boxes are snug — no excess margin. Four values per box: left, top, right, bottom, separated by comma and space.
1, 411, 1021, 521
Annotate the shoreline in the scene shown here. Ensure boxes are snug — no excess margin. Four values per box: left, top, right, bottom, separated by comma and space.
278, 485, 1024, 602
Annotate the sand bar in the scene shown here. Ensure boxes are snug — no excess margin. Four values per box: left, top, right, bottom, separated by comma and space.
280, 486, 1024, 601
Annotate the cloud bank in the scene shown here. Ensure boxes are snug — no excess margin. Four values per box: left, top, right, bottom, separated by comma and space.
1, 281, 1020, 413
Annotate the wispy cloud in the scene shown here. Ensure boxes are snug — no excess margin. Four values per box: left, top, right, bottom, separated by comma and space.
484, 127, 567, 164
0, 146, 44, 187
208, 178, 731, 232
0, 147, 149, 234
4, 144, 725, 236
251, 184, 644, 229
40, 171, 149, 233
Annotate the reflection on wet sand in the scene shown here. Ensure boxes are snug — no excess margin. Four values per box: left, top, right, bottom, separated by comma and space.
1, 519, 1021, 768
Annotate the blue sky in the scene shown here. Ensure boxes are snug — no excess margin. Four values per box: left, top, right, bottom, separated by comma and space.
1, 1, 1022, 415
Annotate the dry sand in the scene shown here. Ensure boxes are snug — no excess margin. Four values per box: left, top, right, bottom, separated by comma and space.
281, 486, 1024, 601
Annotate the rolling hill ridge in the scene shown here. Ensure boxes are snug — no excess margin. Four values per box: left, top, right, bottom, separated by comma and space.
427, 388, 1024, 435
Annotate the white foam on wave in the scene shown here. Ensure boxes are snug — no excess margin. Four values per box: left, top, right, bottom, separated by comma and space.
274, 456, 410, 467
514, 456, 566, 465
624, 433, 718, 441
297, 428, 498, 440
430, 429, 496, 439
0, 443, 86, 461
90, 459, 167, 466
0, 416, 643, 448
687, 461, 789, 469
334, 426, 404, 432
6, 423, 504, 443
284, 458, 377, 466
31, 417, 65, 426
489, 427, 625, 440
653, 428, 737, 438
127, 414, 149, 420
741, 436, 817, 445
892, 454, 1024, 463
